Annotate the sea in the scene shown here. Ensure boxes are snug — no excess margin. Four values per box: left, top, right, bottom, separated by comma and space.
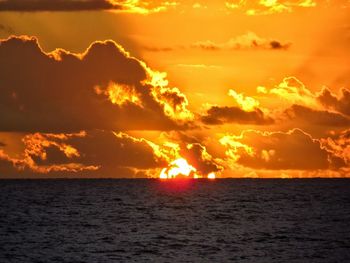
0, 179, 349, 262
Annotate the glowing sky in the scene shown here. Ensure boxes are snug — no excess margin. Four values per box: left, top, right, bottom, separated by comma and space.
0, 0, 349, 178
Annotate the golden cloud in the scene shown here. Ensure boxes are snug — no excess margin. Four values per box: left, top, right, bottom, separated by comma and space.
0, 35, 193, 132
220, 128, 345, 170
317, 87, 350, 117
225, 0, 316, 15
255, 77, 350, 132
321, 129, 350, 166
257, 77, 319, 108
201, 88, 273, 126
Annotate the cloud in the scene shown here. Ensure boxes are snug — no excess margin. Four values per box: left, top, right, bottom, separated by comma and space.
71, 130, 166, 170
321, 129, 350, 166
220, 164, 350, 178
225, 0, 317, 15
257, 76, 318, 108
227, 89, 261, 111
220, 128, 345, 170
256, 77, 350, 131
317, 87, 350, 116
0, 129, 225, 178
181, 143, 223, 175
116, 0, 178, 14
0, 0, 177, 14
192, 32, 291, 51
201, 88, 273, 125
198, 76, 349, 133
283, 104, 350, 127
0, 0, 345, 14
202, 106, 273, 125
0, 35, 193, 133
0, 131, 100, 177
0, 0, 120, 11
0, 130, 167, 178
145, 32, 291, 52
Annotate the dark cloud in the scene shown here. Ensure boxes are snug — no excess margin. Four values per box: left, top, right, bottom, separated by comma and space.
181, 143, 223, 175
0, 141, 5, 147
269, 40, 290, 50
284, 104, 350, 127
0, 129, 226, 178
0, 158, 20, 178
0, 0, 174, 13
0, 36, 191, 133
0, 0, 120, 12
192, 32, 291, 51
221, 129, 345, 170
202, 106, 274, 125
70, 130, 165, 171
191, 41, 221, 51
0, 130, 167, 178
321, 128, 350, 166
317, 87, 350, 116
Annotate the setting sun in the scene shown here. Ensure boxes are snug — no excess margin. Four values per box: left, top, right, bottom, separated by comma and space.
159, 158, 197, 179
207, 172, 216, 179
159, 158, 217, 179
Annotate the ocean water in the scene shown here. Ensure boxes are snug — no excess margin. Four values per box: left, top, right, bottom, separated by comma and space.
0, 179, 349, 262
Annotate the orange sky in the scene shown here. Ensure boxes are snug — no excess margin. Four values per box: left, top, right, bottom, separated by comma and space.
0, 0, 349, 178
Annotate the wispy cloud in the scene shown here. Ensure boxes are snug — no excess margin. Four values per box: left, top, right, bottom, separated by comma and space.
225, 0, 317, 15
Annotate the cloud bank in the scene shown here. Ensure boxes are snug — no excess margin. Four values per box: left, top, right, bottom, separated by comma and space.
220, 129, 345, 170
0, 0, 177, 14
0, 0, 120, 11
0, 35, 349, 178
0, 36, 193, 133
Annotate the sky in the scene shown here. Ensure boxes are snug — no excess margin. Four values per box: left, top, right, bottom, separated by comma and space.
0, 0, 349, 178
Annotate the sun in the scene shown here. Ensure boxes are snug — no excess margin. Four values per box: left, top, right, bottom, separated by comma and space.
160, 158, 196, 179
159, 158, 216, 179
207, 172, 216, 179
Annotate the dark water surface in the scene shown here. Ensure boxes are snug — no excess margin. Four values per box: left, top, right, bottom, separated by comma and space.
0, 179, 349, 262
